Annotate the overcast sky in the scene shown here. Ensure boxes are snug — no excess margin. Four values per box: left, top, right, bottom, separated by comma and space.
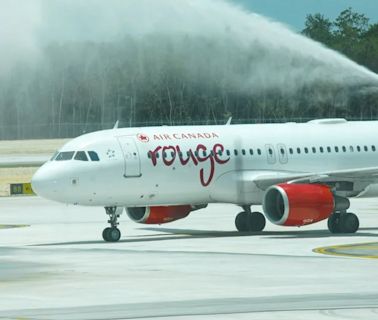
233, 0, 378, 30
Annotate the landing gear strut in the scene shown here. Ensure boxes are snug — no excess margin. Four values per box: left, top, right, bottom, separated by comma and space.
103, 206, 123, 242
235, 205, 266, 232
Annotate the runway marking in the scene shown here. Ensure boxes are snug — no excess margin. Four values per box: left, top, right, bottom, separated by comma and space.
314, 242, 378, 259
0, 224, 29, 230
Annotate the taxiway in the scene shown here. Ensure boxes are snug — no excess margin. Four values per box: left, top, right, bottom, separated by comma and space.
0, 196, 377, 319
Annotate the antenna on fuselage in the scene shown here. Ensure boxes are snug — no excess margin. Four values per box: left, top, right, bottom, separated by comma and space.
226, 117, 232, 125
113, 120, 119, 129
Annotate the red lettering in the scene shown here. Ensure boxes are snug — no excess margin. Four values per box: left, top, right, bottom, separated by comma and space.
148, 143, 229, 187
213, 144, 230, 164
196, 144, 214, 187
150, 146, 162, 166
176, 145, 198, 166
162, 146, 176, 166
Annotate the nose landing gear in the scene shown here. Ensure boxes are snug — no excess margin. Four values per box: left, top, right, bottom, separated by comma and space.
103, 206, 123, 242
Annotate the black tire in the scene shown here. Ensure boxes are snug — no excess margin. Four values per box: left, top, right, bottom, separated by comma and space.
339, 213, 359, 233
108, 227, 121, 242
102, 227, 112, 241
327, 213, 340, 233
251, 212, 266, 232
235, 212, 248, 232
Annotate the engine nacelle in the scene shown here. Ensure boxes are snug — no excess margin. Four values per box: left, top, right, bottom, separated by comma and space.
263, 184, 335, 226
126, 205, 192, 224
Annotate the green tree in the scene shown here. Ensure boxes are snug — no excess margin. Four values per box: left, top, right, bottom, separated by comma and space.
302, 13, 333, 46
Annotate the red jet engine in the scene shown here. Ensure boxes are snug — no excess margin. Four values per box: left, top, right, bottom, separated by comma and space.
263, 184, 335, 226
126, 205, 192, 224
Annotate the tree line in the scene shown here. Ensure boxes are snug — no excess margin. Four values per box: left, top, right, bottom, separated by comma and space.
0, 7, 377, 139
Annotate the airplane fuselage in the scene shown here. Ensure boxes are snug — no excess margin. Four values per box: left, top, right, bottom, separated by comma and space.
32, 119, 378, 207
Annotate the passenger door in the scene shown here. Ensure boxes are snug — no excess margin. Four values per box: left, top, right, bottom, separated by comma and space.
117, 136, 141, 177
277, 143, 288, 164
265, 144, 276, 164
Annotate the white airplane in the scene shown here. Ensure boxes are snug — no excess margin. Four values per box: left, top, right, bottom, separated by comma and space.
31, 118, 378, 241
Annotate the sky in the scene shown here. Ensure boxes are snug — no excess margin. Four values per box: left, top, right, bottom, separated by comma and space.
232, 0, 378, 31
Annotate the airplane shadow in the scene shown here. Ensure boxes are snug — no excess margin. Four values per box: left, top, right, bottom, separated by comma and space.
32, 226, 378, 247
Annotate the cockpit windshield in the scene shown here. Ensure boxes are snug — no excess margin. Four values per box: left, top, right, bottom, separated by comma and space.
74, 151, 88, 161
53, 151, 100, 161
55, 151, 75, 161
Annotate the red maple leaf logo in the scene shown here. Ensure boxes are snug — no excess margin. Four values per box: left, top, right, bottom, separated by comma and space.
137, 133, 149, 142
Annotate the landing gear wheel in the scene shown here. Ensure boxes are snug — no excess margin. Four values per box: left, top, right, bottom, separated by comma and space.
327, 213, 340, 234
102, 227, 112, 241
103, 206, 123, 242
328, 212, 359, 234
252, 212, 266, 232
235, 211, 266, 232
102, 227, 121, 242
339, 213, 359, 234
235, 212, 249, 232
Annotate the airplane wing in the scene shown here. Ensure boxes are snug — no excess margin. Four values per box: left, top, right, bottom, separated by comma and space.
252, 167, 378, 191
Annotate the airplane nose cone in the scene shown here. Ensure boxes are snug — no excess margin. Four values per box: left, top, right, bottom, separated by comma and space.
31, 166, 57, 199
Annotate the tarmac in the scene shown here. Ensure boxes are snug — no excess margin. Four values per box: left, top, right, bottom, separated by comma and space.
0, 196, 378, 319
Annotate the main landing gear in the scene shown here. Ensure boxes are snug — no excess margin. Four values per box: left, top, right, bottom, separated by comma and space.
235, 205, 266, 232
103, 206, 123, 242
327, 212, 359, 234
327, 196, 359, 234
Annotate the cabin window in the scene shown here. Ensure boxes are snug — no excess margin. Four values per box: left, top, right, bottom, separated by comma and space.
296, 147, 301, 154
364, 146, 368, 152
242, 149, 246, 156
88, 151, 100, 161
357, 146, 361, 152
335, 146, 339, 153
226, 150, 230, 156
202, 150, 206, 157
194, 151, 199, 157
268, 148, 273, 155
342, 146, 346, 152
56, 151, 75, 161
327, 146, 331, 153
304, 147, 308, 154
171, 151, 175, 157
234, 149, 238, 156
280, 148, 285, 155
312, 147, 316, 153
372, 145, 376, 152
163, 152, 167, 158
320, 147, 324, 153
349, 146, 354, 152
257, 149, 262, 155
147, 152, 151, 159
289, 148, 293, 154
74, 151, 88, 161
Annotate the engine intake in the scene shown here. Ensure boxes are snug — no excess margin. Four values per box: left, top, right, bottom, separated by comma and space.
263, 184, 335, 226
126, 205, 192, 224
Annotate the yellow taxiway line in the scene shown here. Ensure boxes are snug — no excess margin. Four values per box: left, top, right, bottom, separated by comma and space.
314, 242, 378, 259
